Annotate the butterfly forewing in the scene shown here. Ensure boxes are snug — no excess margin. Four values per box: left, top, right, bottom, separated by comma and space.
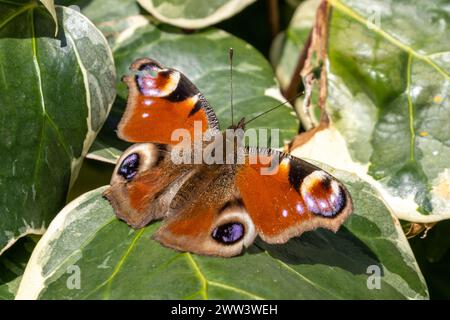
118, 58, 219, 144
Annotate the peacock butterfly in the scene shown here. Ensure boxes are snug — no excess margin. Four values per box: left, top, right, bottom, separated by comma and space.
103, 57, 353, 257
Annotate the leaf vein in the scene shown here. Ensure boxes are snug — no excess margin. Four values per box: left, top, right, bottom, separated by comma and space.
0, 2, 35, 30
329, 0, 450, 81
30, 7, 72, 170
208, 281, 265, 300
101, 228, 146, 299
185, 253, 208, 300
0, 0, 24, 6
406, 53, 416, 161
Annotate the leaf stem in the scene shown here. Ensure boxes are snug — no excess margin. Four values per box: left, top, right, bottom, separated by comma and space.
266, 0, 280, 39
283, 29, 312, 100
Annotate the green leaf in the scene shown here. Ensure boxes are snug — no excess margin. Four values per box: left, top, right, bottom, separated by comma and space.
137, 0, 257, 29
87, 24, 298, 163
0, 3, 116, 253
52, 2, 153, 164
270, 0, 319, 90
55, 0, 150, 49
293, 0, 450, 223
55, 0, 142, 24
0, 236, 38, 300
16, 168, 428, 299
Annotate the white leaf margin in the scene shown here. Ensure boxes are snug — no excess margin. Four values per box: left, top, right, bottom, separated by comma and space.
16, 187, 112, 300
0, 6, 116, 255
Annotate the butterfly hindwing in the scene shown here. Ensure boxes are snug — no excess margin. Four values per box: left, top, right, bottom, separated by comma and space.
103, 143, 194, 228
235, 148, 353, 244
153, 165, 257, 257
119, 58, 220, 144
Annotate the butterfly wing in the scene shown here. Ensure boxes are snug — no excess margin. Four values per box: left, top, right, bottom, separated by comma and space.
153, 165, 257, 257
119, 58, 219, 144
235, 148, 353, 244
103, 143, 195, 228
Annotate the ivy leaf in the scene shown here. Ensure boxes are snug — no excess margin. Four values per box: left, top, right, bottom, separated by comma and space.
292, 0, 450, 223
270, 0, 319, 90
55, 0, 149, 48
87, 24, 299, 163
0, 3, 116, 253
137, 0, 257, 29
55, 0, 142, 24
16, 167, 427, 299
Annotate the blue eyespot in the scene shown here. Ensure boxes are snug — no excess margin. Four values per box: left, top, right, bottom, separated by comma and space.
212, 222, 245, 245
118, 153, 139, 181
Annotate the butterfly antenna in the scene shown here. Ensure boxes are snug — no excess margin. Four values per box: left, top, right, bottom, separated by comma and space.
244, 91, 305, 126
229, 48, 234, 126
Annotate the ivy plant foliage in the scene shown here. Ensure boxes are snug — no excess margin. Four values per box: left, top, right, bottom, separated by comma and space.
137, 0, 257, 29
291, 0, 450, 223
270, 0, 320, 90
87, 24, 299, 163
55, 0, 142, 25
16, 166, 428, 299
1, 0, 437, 300
0, 1, 116, 253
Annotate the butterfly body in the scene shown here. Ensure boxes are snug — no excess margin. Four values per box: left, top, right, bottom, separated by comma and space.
104, 58, 353, 257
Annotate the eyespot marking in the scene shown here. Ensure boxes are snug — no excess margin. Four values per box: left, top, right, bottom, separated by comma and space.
135, 74, 154, 96
301, 171, 346, 217
118, 153, 140, 181
134, 69, 179, 97
212, 222, 245, 245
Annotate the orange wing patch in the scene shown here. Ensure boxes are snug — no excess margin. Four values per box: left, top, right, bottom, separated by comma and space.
118, 91, 208, 144
118, 58, 219, 144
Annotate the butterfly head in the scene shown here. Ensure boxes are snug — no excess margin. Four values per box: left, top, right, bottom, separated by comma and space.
222, 117, 246, 154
